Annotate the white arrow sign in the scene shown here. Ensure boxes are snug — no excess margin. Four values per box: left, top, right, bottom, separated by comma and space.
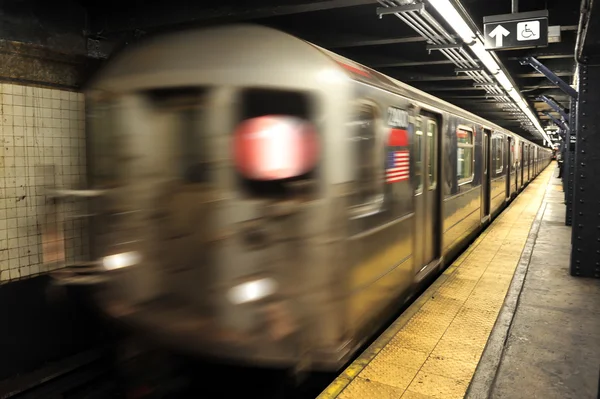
489, 24, 510, 47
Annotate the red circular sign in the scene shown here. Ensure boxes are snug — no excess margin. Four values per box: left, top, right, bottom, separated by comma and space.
233, 116, 319, 180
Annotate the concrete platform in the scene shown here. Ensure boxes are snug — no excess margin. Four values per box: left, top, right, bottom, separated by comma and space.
467, 169, 600, 399
318, 164, 600, 399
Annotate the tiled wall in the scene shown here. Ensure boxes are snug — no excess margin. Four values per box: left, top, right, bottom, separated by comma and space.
0, 83, 88, 282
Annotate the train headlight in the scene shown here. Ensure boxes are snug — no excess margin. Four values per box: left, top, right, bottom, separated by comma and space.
102, 251, 141, 271
227, 278, 278, 304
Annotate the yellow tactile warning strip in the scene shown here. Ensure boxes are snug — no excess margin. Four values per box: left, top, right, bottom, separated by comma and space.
318, 164, 555, 399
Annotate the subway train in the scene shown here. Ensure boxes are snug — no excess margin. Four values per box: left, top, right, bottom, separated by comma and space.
48, 24, 552, 371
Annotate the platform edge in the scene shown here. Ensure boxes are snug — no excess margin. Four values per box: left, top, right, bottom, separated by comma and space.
464, 172, 553, 399
316, 233, 488, 399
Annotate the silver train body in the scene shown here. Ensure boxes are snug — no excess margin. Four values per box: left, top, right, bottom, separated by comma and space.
51, 25, 552, 370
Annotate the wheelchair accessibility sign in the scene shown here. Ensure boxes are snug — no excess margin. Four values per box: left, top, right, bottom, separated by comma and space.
517, 21, 540, 41
483, 10, 548, 50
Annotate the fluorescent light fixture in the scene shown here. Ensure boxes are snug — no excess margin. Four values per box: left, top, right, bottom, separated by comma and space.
427, 0, 476, 42
427, 0, 552, 146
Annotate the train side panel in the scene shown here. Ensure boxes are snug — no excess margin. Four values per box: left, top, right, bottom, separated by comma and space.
441, 115, 483, 258
344, 82, 416, 347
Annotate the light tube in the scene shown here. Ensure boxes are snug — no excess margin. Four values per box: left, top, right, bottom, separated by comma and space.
427, 0, 476, 42
427, 0, 552, 145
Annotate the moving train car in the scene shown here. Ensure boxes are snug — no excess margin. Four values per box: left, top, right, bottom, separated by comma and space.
48, 24, 552, 371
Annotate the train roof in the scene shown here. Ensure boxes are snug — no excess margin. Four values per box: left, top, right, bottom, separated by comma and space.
89, 24, 546, 148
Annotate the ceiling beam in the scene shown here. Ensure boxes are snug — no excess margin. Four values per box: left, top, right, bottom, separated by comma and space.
522, 84, 573, 89
373, 59, 455, 68
367, 53, 574, 68
517, 71, 574, 78
392, 71, 573, 82
443, 95, 498, 99
508, 54, 573, 61
324, 35, 429, 49
319, 29, 576, 51
419, 86, 488, 92
95, 0, 379, 34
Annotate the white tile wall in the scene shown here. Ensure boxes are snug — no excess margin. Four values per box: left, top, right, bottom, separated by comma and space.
0, 83, 88, 282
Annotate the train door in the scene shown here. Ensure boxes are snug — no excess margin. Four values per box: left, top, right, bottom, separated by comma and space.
525, 146, 529, 181
528, 146, 531, 181
520, 142, 525, 187
532, 147, 537, 176
482, 129, 491, 221
514, 141, 518, 192
506, 136, 511, 199
523, 144, 527, 183
413, 113, 440, 278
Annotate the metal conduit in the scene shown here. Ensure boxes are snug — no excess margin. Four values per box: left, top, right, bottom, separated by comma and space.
377, 0, 538, 135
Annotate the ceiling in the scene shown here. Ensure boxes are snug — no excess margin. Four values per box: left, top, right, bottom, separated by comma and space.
80, 0, 581, 143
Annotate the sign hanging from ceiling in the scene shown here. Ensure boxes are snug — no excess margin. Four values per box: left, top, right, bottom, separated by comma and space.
483, 10, 549, 51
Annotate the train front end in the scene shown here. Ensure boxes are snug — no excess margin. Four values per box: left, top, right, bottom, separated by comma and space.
45, 25, 355, 369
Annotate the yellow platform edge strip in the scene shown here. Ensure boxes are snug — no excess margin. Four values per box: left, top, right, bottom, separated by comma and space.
317, 231, 489, 399
317, 164, 554, 399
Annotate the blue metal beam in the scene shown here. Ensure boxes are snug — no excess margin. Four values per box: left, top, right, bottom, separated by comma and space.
543, 111, 568, 131
538, 95, 570, 122
520, 56, 579, 99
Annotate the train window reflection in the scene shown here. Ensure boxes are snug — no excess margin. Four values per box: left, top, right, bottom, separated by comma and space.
415, 119, 423, 194
351, 104, 382, 210
146, 87, 209, 184
511, 142, 515, 171
457, 127, 474, 185
492, 135, 504, 176
88, 99, 121, 187
427, 120, 437, 190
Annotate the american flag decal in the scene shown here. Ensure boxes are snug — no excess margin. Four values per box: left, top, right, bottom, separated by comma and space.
386, 150, 410, 183
386, 126, 410, 184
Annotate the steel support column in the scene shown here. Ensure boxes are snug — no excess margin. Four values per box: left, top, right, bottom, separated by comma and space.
561, 128, 568, 195
565, 99, 577, 226
570, 64, 600, 278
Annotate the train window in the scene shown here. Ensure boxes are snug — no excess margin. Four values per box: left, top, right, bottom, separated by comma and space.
493, 135, 504, 176
520, 142, 524, 168
235, 89, 316, 198
88, 97, 122, 188
240, 89, 310, 119
457, 127, 474, 185
427, 120, 437, 190
510, 142, 515, 170
415, 119, 423, 194
146, 87, 210, 184
351, 104, 383, 211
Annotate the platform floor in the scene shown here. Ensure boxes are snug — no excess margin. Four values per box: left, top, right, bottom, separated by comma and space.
467, 170, 600, 399
318, 164, 600, 399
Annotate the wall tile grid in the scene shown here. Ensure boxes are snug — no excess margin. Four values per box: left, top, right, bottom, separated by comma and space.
0, 83, 88, 282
